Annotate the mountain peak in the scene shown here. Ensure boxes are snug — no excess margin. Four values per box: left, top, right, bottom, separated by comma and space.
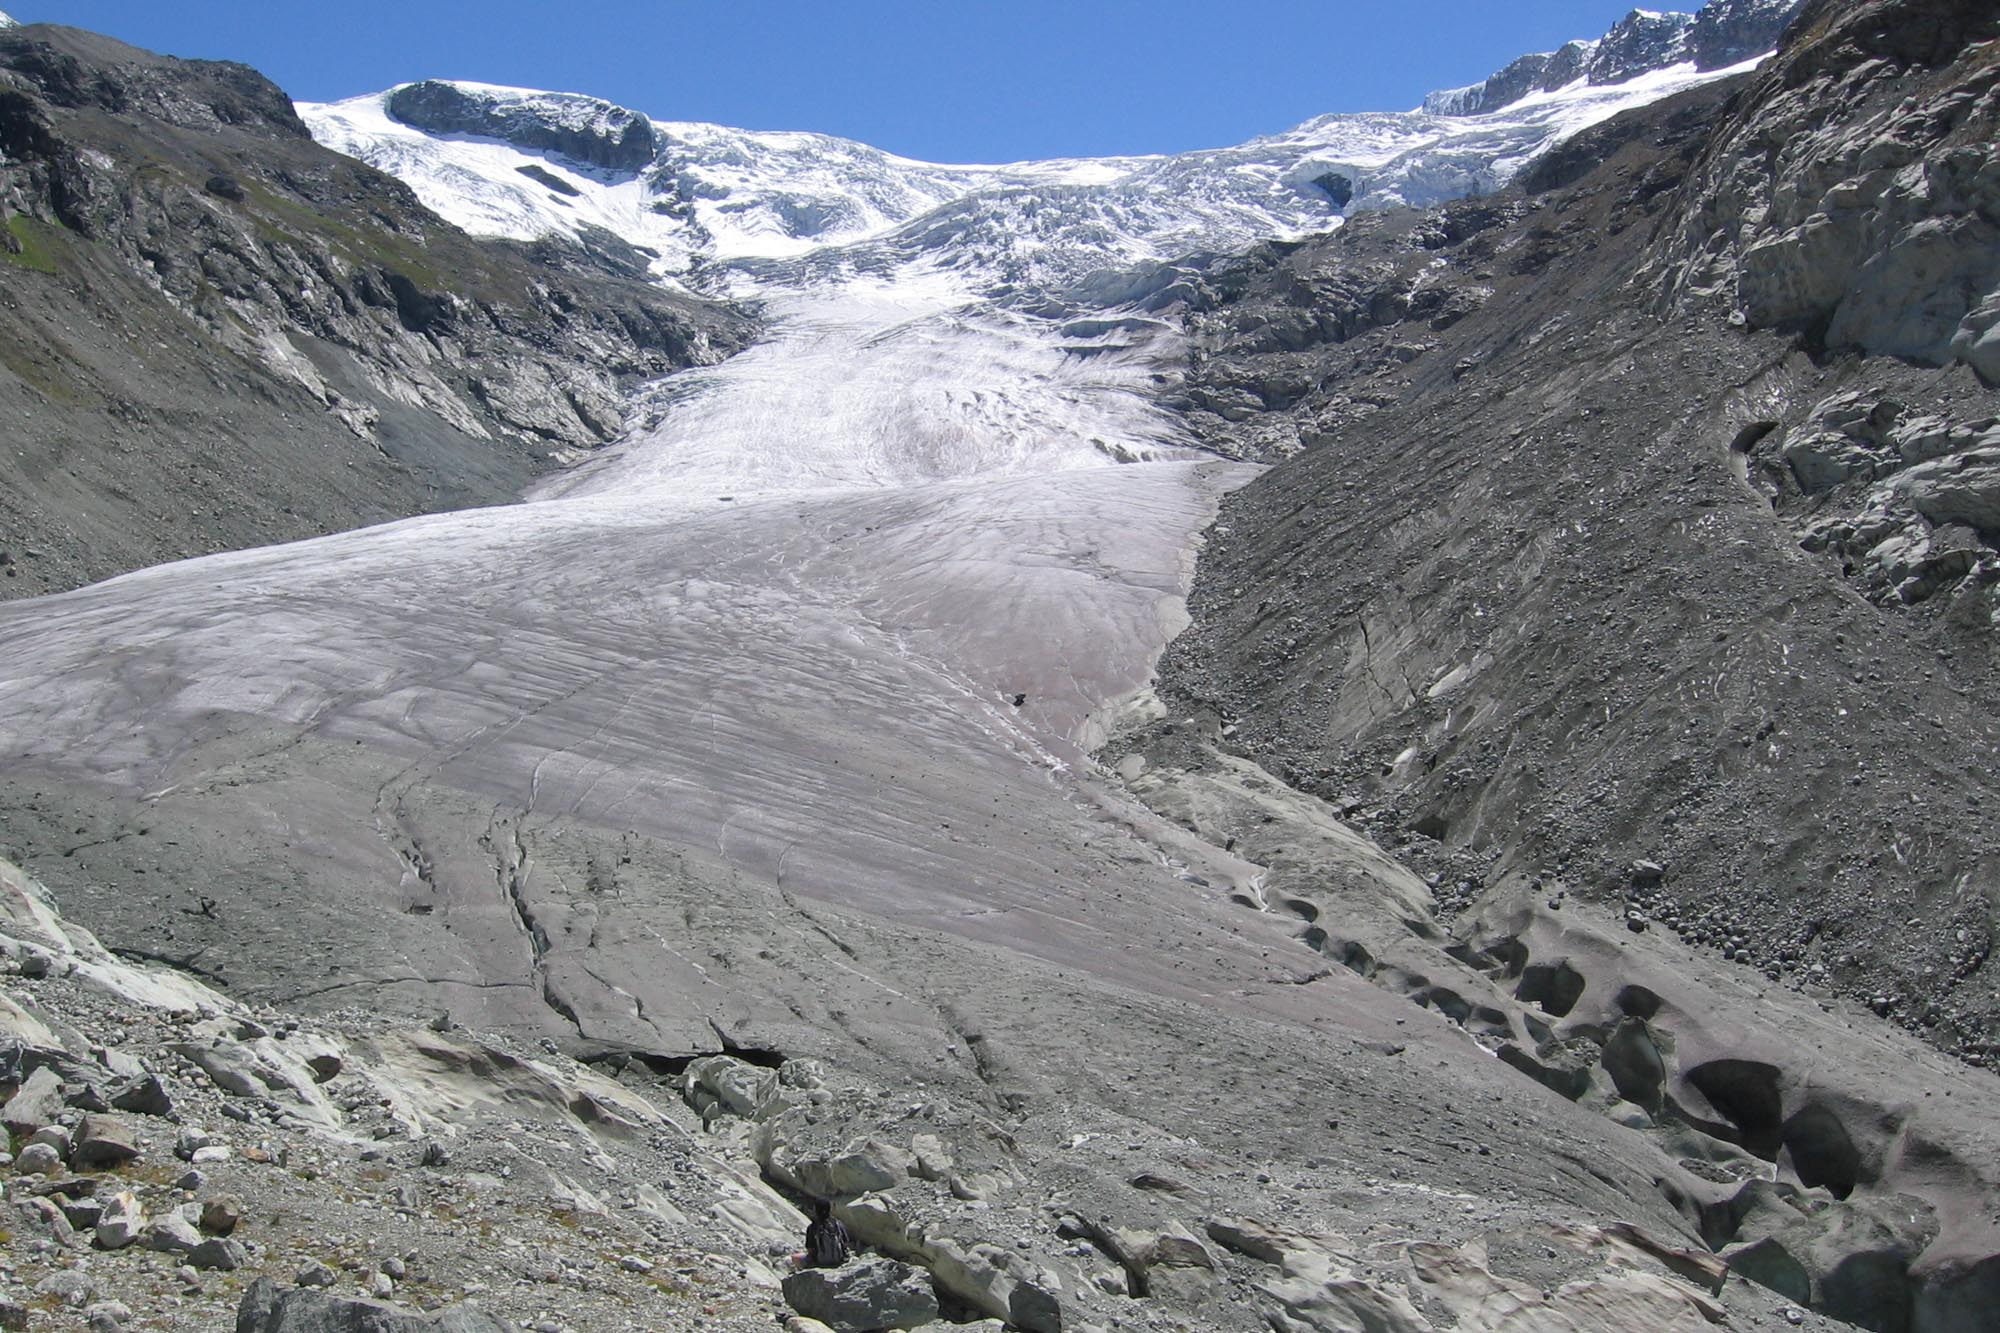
1423, 0, 1802, 116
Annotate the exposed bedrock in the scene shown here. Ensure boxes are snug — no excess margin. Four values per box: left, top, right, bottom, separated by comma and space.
385, 80, 661, 174
1648, 0, 2000, 379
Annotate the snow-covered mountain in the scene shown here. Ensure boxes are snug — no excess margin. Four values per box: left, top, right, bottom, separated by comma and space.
302, 0, 1802, 292
1423, 0, 1801, 115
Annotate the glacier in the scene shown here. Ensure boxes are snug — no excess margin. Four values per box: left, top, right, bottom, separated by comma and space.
0, 10, 1784, 1052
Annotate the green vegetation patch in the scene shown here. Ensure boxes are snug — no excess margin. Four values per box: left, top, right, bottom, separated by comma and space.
2, 214, 62, 274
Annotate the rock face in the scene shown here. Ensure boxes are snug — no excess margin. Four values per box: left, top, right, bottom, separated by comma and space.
1650, 0, 2000, 376
385, 80, 659, 173
0, 24, 751, 600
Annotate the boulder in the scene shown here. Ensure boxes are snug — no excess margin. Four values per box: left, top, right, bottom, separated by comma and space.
201, 1194, 247, 1235
94, 1190, 144, 1249
190, 1237, 249, 1271
781, 1257, 939, 1332
14, 1140, 63, 1175
829, 1138, 911, 1196
144, 1206, 203, 1253
3, 1064, 63, 1135
110, 1073, 175, 1118
72, 1113, 142, 1169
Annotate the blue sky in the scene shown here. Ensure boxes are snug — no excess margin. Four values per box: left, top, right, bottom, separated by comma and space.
18, 3, 1662, 162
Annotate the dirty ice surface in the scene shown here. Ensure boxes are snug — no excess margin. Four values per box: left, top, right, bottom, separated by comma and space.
0, 219, 1259, 1037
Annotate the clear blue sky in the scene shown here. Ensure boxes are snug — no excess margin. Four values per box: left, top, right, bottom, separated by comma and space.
16, 2, 1661, 162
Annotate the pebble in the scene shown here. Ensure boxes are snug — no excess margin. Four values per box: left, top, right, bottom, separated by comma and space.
297, 1259, 337, 1288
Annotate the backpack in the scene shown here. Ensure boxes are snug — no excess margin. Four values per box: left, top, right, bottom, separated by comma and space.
805, 1213, 853, 1268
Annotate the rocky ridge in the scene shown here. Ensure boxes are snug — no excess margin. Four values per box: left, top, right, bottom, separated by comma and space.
0, 23, 752, 600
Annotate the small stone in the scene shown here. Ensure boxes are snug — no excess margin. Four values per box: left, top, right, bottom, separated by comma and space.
191, 1144, 232, 1164
382, 1256, 407, 1280
370, 1273, 395, 1298
176, 1264, 201, 1289
619, 1255, 653, 1274
0, 1299, 23, 1331
188, 1236, 248, 1271
1784, 1308, 1805, 1326
297, 1259, 337, 1288
175, 1169, 205, 1191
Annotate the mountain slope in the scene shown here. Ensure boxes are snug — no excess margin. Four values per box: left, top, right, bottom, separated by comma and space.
0, 23, 752, 600
1139, 9, 2000, 1321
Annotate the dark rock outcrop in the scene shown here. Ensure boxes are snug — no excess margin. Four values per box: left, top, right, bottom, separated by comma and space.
386, 80, 659, 173
1648, 0, 2000, 377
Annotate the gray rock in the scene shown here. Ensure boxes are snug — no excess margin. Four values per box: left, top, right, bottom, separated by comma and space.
61, 1197, 105, 1231
72, 1113, 142, 1169
33, 1270, 96, 1307
296, 1260, 337, 1288
234, 1280, 520, 1328
14, 1140, 63, 1175
0, 1298, 24, 1331
235, 1277, 522, 1332
86, 1300, 131, 1333
190, 1236, 250, 1271
110, 1072, 175, 1118
384, 81, 660, 174
201, 1194, 247, 1235
94, 1189, 145, 1249
26, 1123, 71, 1156
144, 1206, 203, 1253
3, 1064, 64, 1135
782, 1257, 940, 1332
